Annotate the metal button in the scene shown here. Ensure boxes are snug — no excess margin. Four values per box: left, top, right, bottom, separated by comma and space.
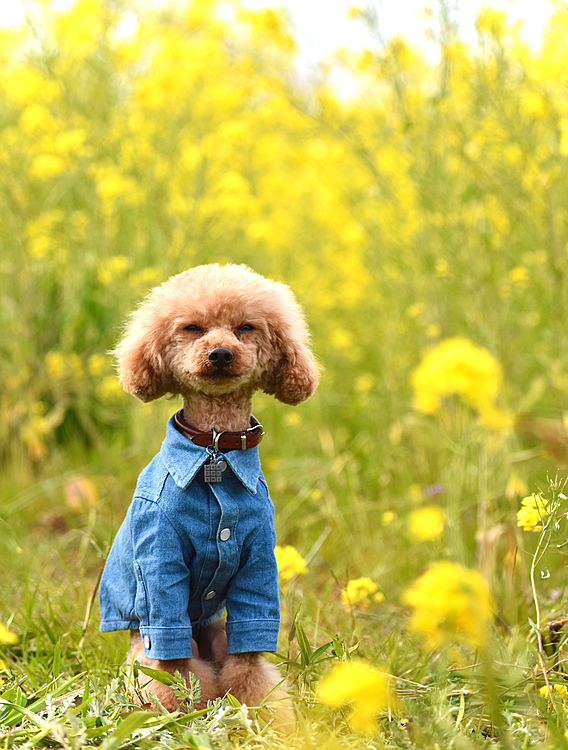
143, 635, 151, 650
220, 528, 231, 541
204, 591, 216, 600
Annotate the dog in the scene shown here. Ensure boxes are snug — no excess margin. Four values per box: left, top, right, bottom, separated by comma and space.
99, 263, 318, 725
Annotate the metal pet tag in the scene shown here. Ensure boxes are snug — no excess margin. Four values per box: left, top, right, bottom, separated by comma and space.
204, 459, 227, 483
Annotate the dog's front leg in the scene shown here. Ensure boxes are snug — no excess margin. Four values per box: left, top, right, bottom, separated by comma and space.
219, 651, 295, 730
128, 630, 219, 711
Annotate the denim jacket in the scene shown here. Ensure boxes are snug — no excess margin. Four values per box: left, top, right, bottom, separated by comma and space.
99, 414, 280, 661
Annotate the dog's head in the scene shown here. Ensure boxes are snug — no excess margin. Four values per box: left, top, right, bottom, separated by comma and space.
114, 263, 319, 405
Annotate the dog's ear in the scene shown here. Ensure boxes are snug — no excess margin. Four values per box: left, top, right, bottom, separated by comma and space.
113, 308, 172, 402
264, 327, 319, 406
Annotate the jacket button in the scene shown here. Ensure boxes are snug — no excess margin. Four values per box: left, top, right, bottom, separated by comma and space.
220, 528, 231, 541
143, 635, 151, 649
204, 590, 216, 600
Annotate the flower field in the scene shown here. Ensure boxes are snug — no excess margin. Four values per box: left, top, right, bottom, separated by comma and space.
3, 0, 568, 746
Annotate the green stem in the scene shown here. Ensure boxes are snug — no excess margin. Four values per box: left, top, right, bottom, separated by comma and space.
530, 518, 555, 704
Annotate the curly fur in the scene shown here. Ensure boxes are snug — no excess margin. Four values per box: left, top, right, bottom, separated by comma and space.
115, 263, 318, 727
115, 263, 318, 430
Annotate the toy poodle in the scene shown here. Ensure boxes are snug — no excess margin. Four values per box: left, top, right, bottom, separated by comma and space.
99, 263, 318, 725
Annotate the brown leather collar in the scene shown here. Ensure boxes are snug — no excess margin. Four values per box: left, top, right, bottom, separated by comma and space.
174, 410, 264, 451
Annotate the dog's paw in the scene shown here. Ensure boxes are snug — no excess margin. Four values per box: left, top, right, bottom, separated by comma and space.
220, 653, 295, 732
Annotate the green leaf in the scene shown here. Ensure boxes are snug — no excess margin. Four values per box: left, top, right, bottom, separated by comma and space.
0, 702, 50, 730
80, 680, 90, 718
295, 621, 312, 666
274, 653, 303, 670
39, 615, 57, 645
288, 602, 302, 645
98, 710, 154, 750
311, 641, 333, 662
0, 674, 85, 728
225, 692, 241, 708
331, 634, 348, 659
135, 665, 176, 686
22, 726, 54, 746
185, 734, 212, 748
52, 639, 61, 678
85, 725, 110, 740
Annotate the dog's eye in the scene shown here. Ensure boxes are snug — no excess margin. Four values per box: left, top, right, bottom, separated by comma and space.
238, 324, 255, 332
184, 324, 203, 333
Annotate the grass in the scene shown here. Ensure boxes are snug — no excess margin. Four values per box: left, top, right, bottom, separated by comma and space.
2, 413, 568, 748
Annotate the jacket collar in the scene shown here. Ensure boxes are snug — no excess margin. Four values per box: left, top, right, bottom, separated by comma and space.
160, 414, 262, 494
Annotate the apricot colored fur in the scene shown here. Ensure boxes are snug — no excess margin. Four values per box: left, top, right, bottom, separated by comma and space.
115, 263, 318, 726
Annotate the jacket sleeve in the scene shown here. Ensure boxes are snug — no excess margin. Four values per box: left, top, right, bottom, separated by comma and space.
130, 497, 194, 659
224, 515, 281, 654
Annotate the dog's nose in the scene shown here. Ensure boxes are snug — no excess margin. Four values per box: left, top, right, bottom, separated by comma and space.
208, 347, 233, 369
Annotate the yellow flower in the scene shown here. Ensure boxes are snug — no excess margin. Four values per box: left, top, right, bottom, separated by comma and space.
95, 170, 143, 208
242, 7, 295, 53
540, 683, 568, 700
347, 6, 362, 20
318, 661, 395, 733
436, 258, 451, 279
331, 327, 351, 351
509, 266, 529, 290
246, 220, 275, 243
274, 545, 307, 583
402, 562, 493, 649
30, 154, 66, 180
54, 0, 104, 57
0, 624, 18, 645
477, 402, 512, 431
475, 6, 506, 37
411, 337, 511, 430
129, 268, 161, 291
97, 255, 130, 285
406, 302, 424, 319
355, 373, 375, 393
283, 412, 301, 426
505, 144, 523, 164
409, 506, 444, 541
45, 351, 66, 380
426, 324, 441, 339
4, 67, 59, 106
20, 104, 54, 134
521, 92, 545, 117
382, 510, 395, 526
54, 128, 87, 155
25, 210, 64, 259
87, 353, 110, 377
27, 234, 54, 259
341, 577, 384, 611
96, 375, 125, 402
517, 493, 549, 532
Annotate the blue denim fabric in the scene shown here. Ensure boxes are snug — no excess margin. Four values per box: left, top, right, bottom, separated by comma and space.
99, 414, 280, 660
